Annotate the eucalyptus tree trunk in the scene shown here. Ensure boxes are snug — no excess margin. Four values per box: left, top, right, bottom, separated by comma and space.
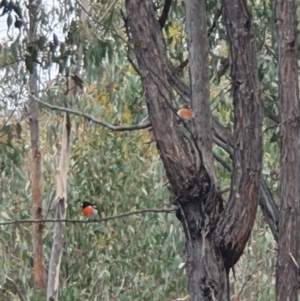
125, 0, 262, 300
275, 0, 300, 299
28, 0, 46, 291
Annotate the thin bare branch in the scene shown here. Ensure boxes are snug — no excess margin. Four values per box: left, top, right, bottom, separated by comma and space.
99, 0, 119, 23
0, 207, 176, 226
35, 97, 151, 131
207, 7, 223, 38
0, 58, 23, 68
75, 0, 119, 24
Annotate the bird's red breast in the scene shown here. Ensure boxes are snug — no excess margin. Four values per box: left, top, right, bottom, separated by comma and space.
82, 206, 95, 217
81, 202, 98, 217
177, 108, 193, 120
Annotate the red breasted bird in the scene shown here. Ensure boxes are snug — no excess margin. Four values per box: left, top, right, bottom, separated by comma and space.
177, 107, 193, 121
81, 201, 98, 218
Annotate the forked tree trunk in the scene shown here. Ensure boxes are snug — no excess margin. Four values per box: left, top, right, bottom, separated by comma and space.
28, 0, 46, 291
275, 0, 300, 299
125, 0, 262, 300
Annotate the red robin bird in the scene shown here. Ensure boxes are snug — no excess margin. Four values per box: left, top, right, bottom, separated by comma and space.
81, 201, 98, 218
177, 107, 193, 121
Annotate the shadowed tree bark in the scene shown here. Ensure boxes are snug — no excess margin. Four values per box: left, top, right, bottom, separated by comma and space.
215, 0, 262, 267
275, 0, 300, 299
125, 0, 262, 300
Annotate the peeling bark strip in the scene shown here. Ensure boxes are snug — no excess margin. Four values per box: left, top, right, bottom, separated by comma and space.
46, 2, 87, 298
275, 0, 300, 299
46, 114, 71, 301
28, 0, 46, 290
216, 0, 262, 267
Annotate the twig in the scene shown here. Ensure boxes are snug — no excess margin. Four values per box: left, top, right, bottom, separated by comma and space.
289, 252, 299, 269
75, 0, 119, 25
263, 105, 279, 124
44, 190, 56, 220
0, 207, 176, 226
0, 108, 16, 131
213, 153, 232, 172
34, 96, 151, 132
218, 186, 230, 194
174, 59, 188, 72
99, 0, 119, 24
0, 58, 23, 68
207, 7, 223, 38
5, 275, 27, 301
115, 277, 125, 297
121, 9, 141, 76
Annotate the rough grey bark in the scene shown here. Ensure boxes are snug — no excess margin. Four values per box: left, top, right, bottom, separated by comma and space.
275, 0, 300, 299
185, 0, 216, 182
28, 0, 46, 291
125, 0, 262, 300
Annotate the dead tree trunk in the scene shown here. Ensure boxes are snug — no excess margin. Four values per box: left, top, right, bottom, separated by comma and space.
28, 0, 45, 291
125, 0, 262, 300
275, 0, 300, 299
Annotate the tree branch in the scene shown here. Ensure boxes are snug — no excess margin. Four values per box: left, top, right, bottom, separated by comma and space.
213, 152, 232, 172
207, 7, 223, 38
99, 0, 119, 23
158, 0, 172, 29
0, 207, 176, 226
35, 97, 151, 131
0, 58, 23, 68
263, 105, 279, 124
